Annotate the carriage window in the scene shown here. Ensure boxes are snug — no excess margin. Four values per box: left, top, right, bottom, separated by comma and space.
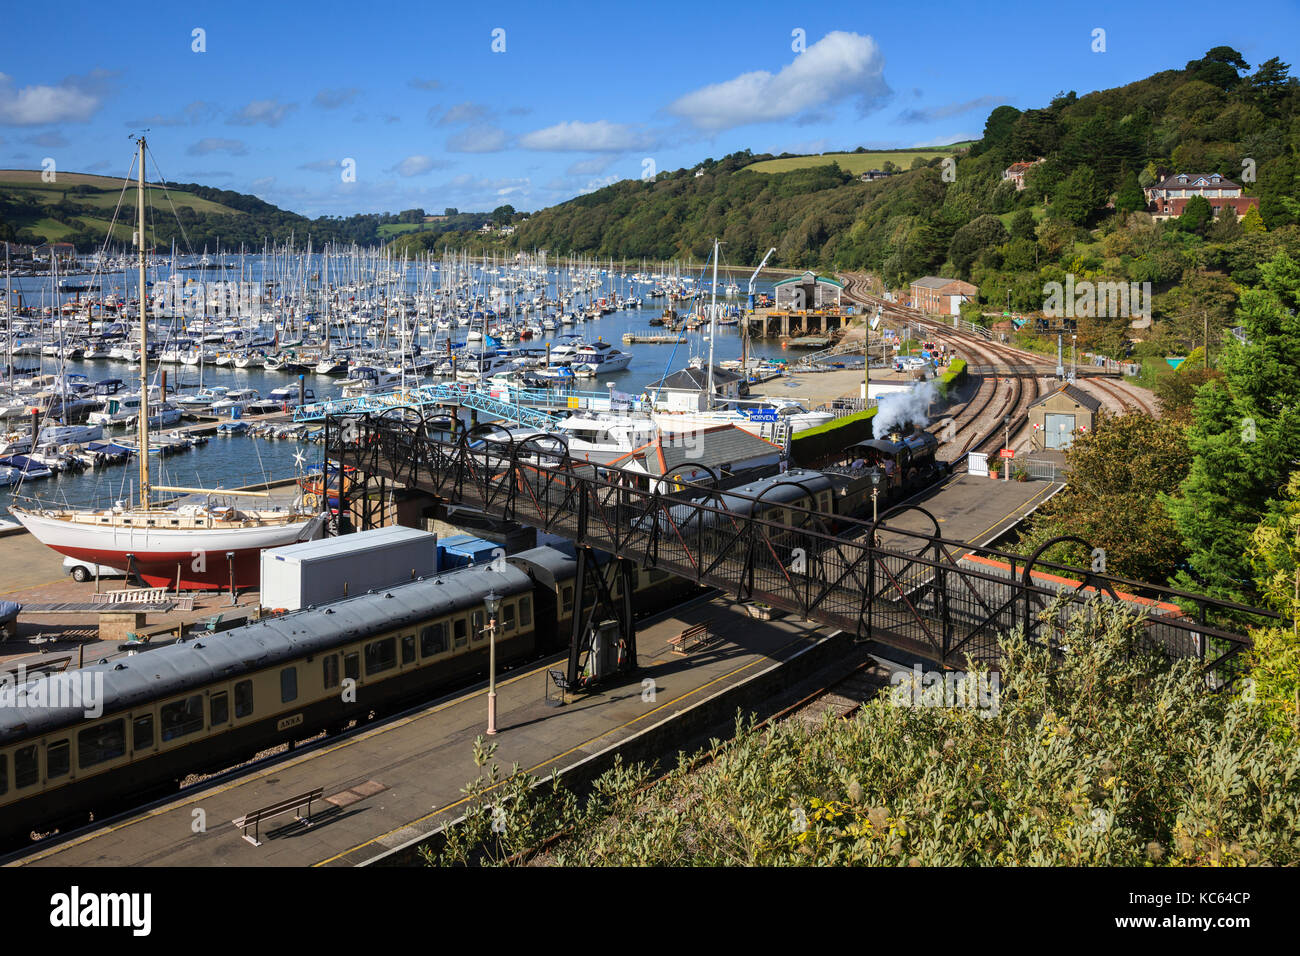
15, 746, 38, 789
46, 740, 70, 779
211, 692, 229, 726
79, 719, 126, 767
421, 622, 448, 657
365, 637, 397, 675
503, 603, 516, 632
161, 696, 204, 741
281, 668, 298, 703
133, 714, 154, 750
323, 655, 339, 690
562, 586, 573, 610
520, 596, 531, 627
234, 680, 254, 718
344, 653, 360, 682
454, 618, 467, 648
471, 610, 485, 642
401, 634, 416, 665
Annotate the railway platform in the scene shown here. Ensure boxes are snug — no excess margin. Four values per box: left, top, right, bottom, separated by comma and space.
884, 472, 1062, 550
6, 595, 841, 868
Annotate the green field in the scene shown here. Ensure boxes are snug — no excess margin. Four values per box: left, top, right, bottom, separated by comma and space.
741, 144, 975, 175
0, 169, 245, 217
377, 222, 425, 236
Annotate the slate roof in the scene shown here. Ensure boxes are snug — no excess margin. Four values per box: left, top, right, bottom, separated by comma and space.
1030, 382, 1102, 413
651, 364, 743, 391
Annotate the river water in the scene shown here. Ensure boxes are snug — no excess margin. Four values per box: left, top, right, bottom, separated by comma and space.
2, 264, 852, 517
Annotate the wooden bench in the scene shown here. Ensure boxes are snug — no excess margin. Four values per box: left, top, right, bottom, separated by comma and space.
232, 788, 324, 846
89, 589, 195, 612
668, 620, 714, 656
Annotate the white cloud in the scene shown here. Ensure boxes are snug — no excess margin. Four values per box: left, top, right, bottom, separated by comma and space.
298, 159, 340, 172
251, 176, 275, 189
228, 98, 297, 127
0, 70, 113, 126
897, 95, 1005, 124
438, 101, 492, 126
25, 131, 68, 148
519, 120, 656, 152
392, 155, 452, 177
125, 100, 216, 127
446, 125, 509, 153
187, 138, 248, 156
314, 88, 359, 110
665, 31, 890, 131
566, 155, 616, 176
408, 78, 442, 91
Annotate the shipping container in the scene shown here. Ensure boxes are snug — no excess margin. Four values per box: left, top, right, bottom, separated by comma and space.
260, 526, 438, 611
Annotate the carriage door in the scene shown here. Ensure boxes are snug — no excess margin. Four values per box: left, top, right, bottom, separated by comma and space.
1045, 413, 1075, 449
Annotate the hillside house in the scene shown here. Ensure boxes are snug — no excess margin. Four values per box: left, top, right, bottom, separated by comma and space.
1144, 172, 1258, 221
1002, 158, 1045, 191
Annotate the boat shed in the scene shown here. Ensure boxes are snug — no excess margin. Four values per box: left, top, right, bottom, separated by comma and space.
1028, 383, 1101, 450
772, 272, 844, 311
648, 363, 745, 411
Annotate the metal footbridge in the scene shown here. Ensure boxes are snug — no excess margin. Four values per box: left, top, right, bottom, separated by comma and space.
323, 410, 1273, 687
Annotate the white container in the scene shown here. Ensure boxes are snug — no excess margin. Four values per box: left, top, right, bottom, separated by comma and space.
260, 526, 437, 611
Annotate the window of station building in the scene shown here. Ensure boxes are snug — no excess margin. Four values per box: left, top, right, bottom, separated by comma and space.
520, 596, 532, 627
15, 745, 37, 789
421, 622, 448, 657
79, 719, 126, 768
365, 637, 397, 675
401, 634, 416, 665
234, 681, 254, 719
211, 692, 229, 727
323, 654, 340, 690
502, 602, 516, 632
454, 618, 467, 648
161, 696, 204, 742
471, 609, 485, 642
46, 739, 70, 779
281, 668, 298, 704
133, 714, 154, 751
344, 653, 360, 683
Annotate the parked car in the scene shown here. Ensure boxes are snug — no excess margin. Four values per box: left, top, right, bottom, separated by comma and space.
63, 556, 127, 583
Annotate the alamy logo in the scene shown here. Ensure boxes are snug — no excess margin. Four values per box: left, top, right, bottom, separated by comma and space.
0, 668, 104, 718
889, 664, 1000, 717
50, 886, 151, 936
1042, 275, 1151, 321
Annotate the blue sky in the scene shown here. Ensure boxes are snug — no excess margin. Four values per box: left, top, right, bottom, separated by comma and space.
1, 0, 1296, 219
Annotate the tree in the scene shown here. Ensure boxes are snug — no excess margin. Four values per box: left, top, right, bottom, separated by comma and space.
491, 204, 516, 223
947, 214, 1008, 275
881, 161, 900, 174
1166, 253, 1300, 602
1115, 170, 1146, 213
1017, 412, 1192, 581
1008, 208, 1037, 241
1050, 166, 1104, 225
1154, 364, 1223, 424
1178, 194, 1213, 234
1186, 46, 1250, 91
1241, 205, 1266, 234
1246, 470, 1300, 742
444, 207, 459, 217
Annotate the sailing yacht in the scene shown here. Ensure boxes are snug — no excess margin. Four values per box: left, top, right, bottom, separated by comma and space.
12, 137, 325, 590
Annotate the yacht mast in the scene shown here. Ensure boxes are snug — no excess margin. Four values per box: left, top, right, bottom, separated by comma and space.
136, 135, 150, 509
707, 239, 717, 410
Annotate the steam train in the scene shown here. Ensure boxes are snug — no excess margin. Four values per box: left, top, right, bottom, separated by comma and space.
0, 545, 696, 844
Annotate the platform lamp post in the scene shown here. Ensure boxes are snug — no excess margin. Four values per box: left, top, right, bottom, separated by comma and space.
870, 470, 881, 524
484, 590, 501, 735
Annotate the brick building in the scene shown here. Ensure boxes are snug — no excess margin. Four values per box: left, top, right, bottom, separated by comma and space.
909, 276, 978, 316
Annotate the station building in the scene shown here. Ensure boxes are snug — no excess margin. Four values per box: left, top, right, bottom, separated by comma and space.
1028, 383, 1101, 450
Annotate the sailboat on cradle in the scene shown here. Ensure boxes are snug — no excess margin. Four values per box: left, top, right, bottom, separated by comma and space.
12, 137, 326, 590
